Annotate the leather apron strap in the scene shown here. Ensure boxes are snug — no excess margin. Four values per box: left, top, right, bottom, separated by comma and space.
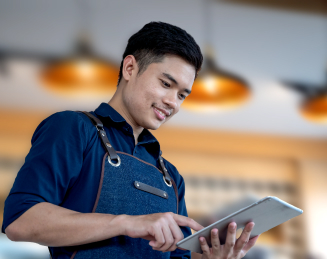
81, 111, 174, 189
81, 111, 120, 165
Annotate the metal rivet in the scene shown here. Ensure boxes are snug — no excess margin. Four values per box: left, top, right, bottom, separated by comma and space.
136, 183, 139, 187
164, 193, 166, 197
101, 133, 105, 136
106, 143, 112, 148
164, 169, 167, 172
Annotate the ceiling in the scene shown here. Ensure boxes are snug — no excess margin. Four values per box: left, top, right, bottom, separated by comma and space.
0, 0, 327, 139
221, 0, 327, 15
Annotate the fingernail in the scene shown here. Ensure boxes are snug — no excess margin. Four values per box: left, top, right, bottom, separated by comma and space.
212, 229, 218, 235
231, 223, 236, 230
200, 237, 205, 242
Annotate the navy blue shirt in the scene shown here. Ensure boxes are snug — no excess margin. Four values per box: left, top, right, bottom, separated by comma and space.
2, 103, 191, 259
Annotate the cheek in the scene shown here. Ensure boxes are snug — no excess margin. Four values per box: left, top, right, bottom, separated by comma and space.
142, 82, 164, 105
129, 82, 156, 110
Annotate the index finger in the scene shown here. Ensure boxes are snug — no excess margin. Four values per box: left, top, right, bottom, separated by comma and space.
173, 214, 204, 231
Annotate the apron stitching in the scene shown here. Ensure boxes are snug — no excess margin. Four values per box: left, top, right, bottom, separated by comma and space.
116, 151, 164, 174
92, 153, 107, 213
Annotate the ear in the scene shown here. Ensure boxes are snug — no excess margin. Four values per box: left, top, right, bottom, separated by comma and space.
122, 55, 138, 82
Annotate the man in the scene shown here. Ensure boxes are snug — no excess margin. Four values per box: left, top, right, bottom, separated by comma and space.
2, 22, 258, 259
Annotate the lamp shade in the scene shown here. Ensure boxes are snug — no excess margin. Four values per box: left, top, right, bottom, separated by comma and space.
301, 95, 327, 123
40, 32, 119, 97
41, 57, 119, 97
183, 56, 250, 111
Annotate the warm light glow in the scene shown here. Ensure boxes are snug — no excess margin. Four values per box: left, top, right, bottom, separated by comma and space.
203, 75, 219, 95
40, 58, 119, 97
183, 71, 250, 111
301, 95, 327, 123
76, 59, 95, 80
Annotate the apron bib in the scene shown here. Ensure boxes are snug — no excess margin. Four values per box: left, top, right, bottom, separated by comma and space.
68, 112, 179, 259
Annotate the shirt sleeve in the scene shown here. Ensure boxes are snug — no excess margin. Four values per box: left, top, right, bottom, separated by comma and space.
166, 163, 192, 259
2, 111, 89, 233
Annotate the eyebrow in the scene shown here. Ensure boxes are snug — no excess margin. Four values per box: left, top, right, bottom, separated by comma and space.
162, 73, 192, 95
163, 73, 178, 85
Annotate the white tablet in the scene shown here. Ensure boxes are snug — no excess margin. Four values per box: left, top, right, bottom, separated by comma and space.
177, 196, 303, 253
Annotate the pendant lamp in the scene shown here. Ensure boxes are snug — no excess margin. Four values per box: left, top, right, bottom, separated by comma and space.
182, 46, 250, 111
40, 33, 119, 97
300, 92, 327, 123
40, 0, 119, 97
182, 0, 250, 111
283, 69, 327, 124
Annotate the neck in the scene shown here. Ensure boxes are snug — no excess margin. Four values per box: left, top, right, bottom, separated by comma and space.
108, 90, 143, 145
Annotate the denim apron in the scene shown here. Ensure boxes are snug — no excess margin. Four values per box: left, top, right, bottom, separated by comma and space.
68, 112, 179, 259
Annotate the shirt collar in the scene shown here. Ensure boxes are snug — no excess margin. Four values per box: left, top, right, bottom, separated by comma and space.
94, 103, 161, 158
94, 102, 126, 124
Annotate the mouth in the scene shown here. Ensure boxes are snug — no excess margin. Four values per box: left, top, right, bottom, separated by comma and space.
153, 106, 171, 121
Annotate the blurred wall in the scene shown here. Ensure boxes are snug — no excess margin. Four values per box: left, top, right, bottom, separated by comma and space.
1, 0, 327, 259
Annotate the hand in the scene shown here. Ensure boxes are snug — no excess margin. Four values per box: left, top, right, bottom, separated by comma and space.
121, 212, 203, 252
200, 222, 259, 259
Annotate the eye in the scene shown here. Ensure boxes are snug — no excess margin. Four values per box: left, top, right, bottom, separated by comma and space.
161, 80, 170, 88
179, 94, 186, 100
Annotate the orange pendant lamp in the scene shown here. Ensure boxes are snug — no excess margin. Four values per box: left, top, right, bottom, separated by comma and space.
284, 68, 327, 124
40, 33, 119, 97
183, 47, 250, 111
300, 92, 327, 123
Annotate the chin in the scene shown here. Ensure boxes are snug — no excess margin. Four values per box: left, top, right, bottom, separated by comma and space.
147, 124, 161, 131
144, 121, 163, 131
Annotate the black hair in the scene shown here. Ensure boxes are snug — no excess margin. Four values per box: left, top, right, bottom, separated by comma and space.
117, 21, 203, 85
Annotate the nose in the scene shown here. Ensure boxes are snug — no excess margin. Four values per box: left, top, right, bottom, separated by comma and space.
163, 92, 178, 110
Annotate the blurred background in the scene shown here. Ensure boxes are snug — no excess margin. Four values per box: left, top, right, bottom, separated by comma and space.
0, 0, 327, 258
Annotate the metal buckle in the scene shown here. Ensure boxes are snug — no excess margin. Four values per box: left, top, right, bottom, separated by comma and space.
108, 154, 121, 167
163, 175, 172, 187
96, 125, 104, 132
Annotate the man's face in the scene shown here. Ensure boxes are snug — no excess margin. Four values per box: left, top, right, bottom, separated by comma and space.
122, 55, 195, 130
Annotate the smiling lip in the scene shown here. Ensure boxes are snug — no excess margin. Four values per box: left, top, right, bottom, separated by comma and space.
153, 107, 170, 121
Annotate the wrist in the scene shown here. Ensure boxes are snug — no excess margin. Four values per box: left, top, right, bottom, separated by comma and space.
113, 214, 130, 236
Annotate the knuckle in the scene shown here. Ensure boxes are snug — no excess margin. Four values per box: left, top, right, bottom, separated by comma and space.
242, 238, 249, 245
154, 222, 161, 228
200, 241, 207, 247
167, 237, 174, 246
229, 228, 236, 234
227, 241, 235, 248
164, 212, 173, 219
163, 212, 171, 218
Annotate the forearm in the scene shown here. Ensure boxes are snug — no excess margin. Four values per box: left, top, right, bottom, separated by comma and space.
5, 202, 126, 247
